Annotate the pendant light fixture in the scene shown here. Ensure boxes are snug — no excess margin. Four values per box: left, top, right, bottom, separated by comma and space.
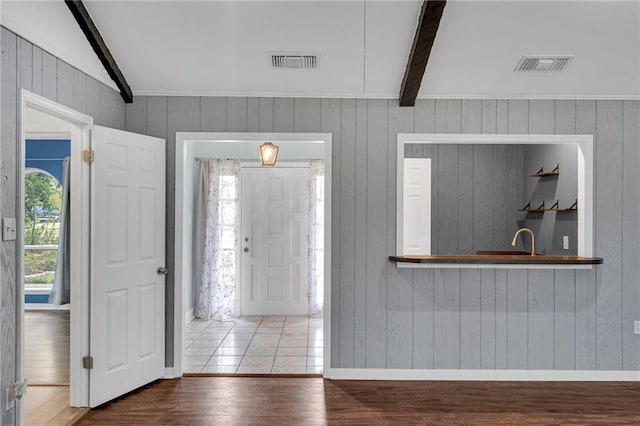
259, 142, 279, 166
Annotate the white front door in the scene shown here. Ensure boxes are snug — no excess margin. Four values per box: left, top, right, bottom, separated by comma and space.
241, 167, 309, 315
89, 126, 166, 407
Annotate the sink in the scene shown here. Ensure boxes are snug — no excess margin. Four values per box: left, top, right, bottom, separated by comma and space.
476, 250, 534, 256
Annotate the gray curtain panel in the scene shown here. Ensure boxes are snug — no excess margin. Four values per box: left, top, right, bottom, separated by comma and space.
49, 157, 70, 305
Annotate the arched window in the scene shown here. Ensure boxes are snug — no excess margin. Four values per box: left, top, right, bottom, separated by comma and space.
24, 169, 62, 286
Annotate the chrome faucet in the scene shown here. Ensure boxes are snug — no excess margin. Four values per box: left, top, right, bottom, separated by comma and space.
511, 227, 536, 256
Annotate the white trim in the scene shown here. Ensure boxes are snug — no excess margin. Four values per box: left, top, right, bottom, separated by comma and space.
18, 90, 93, 416
175, 132, 329, 143
323, 139, 332, 376
396, 133, 594, 262
174, 132, 332, 378
240, 161, 312, 168
24, 285, 53, 294
21, 90, 93, 128
24, 303, 71, 311
25, 132, 71, 140
398, 133, 594, 145
133, 91, 640, 101
184, 307, 195, 325
163, 368, 180, 379
396, 263, 594, 270
24, 244, 58, 250
327, 368, 640, 382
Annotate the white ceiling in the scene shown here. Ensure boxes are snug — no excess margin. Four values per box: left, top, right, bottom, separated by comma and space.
2, 1, 639, 99
0, 0, 118, 90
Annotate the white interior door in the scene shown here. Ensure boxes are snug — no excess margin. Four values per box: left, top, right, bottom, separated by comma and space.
90, 126, 166, 407
403, 158, 431, 255
241, 167, 308, 315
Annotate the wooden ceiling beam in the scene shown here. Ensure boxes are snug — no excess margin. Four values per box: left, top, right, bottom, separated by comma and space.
65, 0, 133, 103
399, 0, 447, 107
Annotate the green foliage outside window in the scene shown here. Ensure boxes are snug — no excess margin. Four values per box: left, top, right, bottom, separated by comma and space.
25, 172, 61, 245
24, 172, 61, 285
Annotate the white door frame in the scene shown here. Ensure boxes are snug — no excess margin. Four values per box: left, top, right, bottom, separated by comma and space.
17, 90, 93, 418
174, 132, 332, 378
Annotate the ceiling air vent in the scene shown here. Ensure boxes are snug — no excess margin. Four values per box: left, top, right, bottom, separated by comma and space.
514, 55, 574, 72
271, 52, 318, 69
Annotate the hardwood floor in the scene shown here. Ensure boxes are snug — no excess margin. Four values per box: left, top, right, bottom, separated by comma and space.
25, 310, 70, 384
24, 311, 77, 424
78, 377, 640, 425
26, 386, 88, 426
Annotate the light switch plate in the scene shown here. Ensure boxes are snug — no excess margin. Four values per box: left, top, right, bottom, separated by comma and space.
2, 218, 16, 241
5, 387, 15, 411
563, 236, 569, 250
634, 321, 640, 335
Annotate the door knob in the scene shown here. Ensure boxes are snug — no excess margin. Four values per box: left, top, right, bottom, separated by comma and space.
157, 267, 169, 275
243, 247, 249, 253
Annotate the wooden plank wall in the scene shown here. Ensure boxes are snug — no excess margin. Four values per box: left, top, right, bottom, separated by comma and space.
0, 26, 125, 423
127, 95, 640, 373
522, 143, 579, 255
405, 143, 524, 254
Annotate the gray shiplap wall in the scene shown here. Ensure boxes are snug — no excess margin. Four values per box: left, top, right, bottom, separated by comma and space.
126, 96, 640, 372
405, 143, 525, 254
523, 144, 578, 255
0, 26, 125, 423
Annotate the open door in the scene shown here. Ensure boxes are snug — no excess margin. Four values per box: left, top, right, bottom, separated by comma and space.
89, 126, 166, 407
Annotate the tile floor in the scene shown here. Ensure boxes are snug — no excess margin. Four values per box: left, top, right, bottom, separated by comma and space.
183, 315, 323, 374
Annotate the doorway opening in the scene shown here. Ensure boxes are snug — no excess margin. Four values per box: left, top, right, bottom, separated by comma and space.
23, 137, 73, 419
17, 90, 168, 421
174, 133, 332, 377
17, 91, 93, 424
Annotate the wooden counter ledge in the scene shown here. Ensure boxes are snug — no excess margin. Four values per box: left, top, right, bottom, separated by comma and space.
389, 254, 603, 266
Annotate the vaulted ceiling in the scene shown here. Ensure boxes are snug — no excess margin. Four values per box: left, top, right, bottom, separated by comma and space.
2, 1, 639, 99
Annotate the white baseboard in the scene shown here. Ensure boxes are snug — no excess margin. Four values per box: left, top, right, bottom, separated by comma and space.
184, 307, 194, 325
163, 367, 180, 379
25, 303, 70, 311
326, 368, 640, 382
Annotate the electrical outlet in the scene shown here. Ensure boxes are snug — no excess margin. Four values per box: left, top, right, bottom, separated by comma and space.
563, 236, 569, 250
2, 218, 16, 241
634, 321, 640, 335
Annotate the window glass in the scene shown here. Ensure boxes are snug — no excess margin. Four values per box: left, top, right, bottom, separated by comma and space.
24, 171, 62, 286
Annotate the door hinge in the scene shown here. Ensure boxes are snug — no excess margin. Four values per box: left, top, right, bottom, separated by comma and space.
5, 379, 27, 411
83, 149, 95, 164
82, 355, 94, 370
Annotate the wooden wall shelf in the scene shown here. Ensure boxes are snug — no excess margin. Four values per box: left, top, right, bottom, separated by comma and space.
530, 164, 560, 177
519, 208, 578, 213
519, 199, 577, 213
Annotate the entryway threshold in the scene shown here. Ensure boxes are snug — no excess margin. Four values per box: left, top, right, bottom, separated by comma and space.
183, 373, 323, 379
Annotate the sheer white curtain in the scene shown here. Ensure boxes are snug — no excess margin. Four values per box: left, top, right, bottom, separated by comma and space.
195, 159, 240, 320
308, 160, 324, 317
